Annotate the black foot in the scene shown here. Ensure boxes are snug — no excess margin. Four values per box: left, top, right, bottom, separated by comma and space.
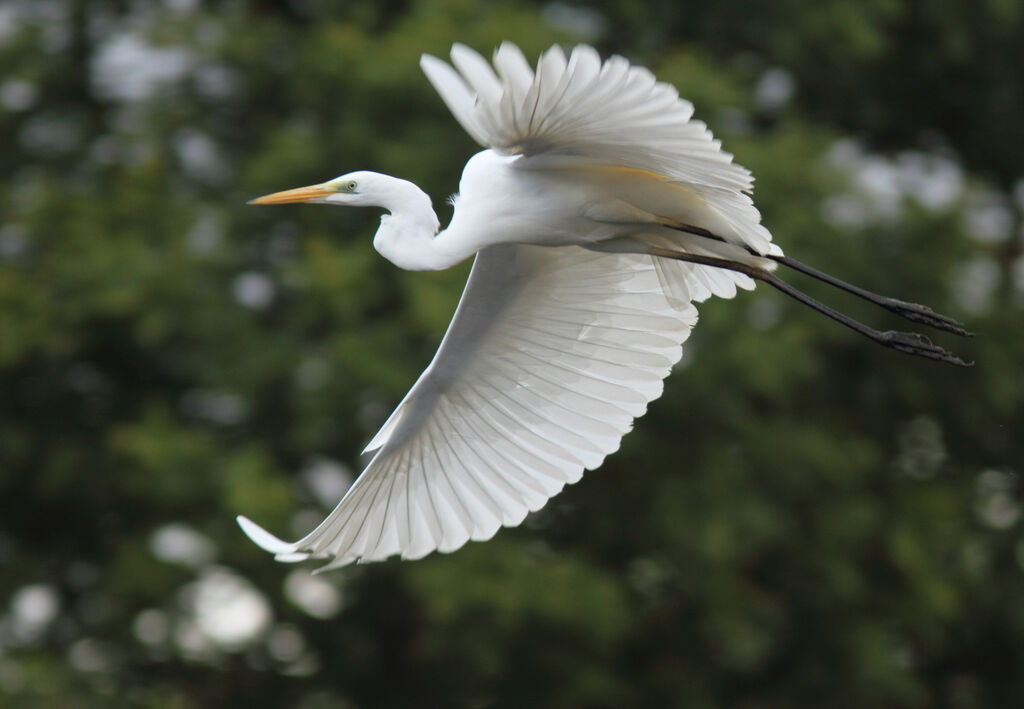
878, 330, 972, 367
875, 298, 972, 337
648, 247, 974, 368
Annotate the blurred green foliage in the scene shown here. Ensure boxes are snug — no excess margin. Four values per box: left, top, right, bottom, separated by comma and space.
1, 1, 1023, 707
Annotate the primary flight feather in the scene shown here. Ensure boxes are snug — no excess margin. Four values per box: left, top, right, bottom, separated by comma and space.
241, 42, 969, 570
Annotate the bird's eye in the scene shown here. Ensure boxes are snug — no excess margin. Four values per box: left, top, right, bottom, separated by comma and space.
346, 181, 357, 192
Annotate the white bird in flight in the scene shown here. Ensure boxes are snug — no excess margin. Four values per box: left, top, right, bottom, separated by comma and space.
241, 42, 969, 570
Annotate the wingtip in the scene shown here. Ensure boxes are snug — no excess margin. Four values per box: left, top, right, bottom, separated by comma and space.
541, 43, 568, 62
419, 52, 442, 70
494, 40, 523, 58
449, 42, 482, 64
236, 515, 297, 555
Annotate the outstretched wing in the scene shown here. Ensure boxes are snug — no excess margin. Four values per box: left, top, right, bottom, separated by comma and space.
239, 245, 697, 569
420, 42, 771, 254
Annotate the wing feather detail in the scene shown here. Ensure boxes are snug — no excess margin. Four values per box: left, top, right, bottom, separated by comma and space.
238, 244, 698, 568
420, 42, 775, 257
421, 42, 752, 194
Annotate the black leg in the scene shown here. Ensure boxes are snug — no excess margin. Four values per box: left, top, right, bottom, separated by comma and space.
768, 254, 972, 337
661, 221, 972, 338
648, 247, 972, 367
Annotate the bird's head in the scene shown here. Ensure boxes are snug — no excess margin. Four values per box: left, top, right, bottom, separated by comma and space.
249, 170, 443, 268
248, 171, 388, 208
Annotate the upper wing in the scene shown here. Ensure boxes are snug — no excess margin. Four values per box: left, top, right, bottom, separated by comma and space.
238, 245, 697, 569
420, 42, 751, 192
420, 41, 772, 255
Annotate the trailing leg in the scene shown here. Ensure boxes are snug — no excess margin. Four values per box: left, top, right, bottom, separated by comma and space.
647, 247, 971, 367
661, 221, 971, 337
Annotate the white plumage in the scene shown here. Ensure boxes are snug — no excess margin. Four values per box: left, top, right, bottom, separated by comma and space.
241, 41, 776, 568
242, 245, 697, 568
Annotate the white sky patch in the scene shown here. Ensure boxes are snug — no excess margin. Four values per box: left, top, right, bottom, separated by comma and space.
8, 584, 60, 643
963, 190, 1014, 243
1, 79, 37, 111
174, 128, 230, 184
0, 225, 29, 260
186, 212, 223, 255
824, 140, 967, 226
853, 156, 903, 220
755, 68, 795, 111
978, 491, 1020, 530
0, 7, 19, 42
542, 3, 606, 40
195, 64, 239, 99
68, 638, 113, 673
91, 32, 195, 102
180, 388, 246, 425
301, 458, 353, 508
174, 617, 216, 660
233, 272, 275, 310
826, 138, 861, 170
133, 608, 170, 646
896, 416, 946, 480
975, 470, 1020, 531
953, 256, 1000, 315
180, 567, 272, 651
165, 0, 200, 13
284, 569, 342, 619
151, 523, 216, 567
893, 151, 964, 211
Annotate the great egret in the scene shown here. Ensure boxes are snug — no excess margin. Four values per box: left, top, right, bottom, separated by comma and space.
240, 42, 969, 570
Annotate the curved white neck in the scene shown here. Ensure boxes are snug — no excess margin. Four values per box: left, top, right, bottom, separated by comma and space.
369, 178, 459, 271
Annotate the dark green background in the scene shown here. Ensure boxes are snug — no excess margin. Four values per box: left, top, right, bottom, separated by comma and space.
2, 1, 1022, 706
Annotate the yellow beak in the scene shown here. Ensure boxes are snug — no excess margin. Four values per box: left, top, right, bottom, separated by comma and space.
247, 184, 336, 205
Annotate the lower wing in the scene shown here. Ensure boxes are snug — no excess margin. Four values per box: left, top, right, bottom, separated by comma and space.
239, 243, 699, 569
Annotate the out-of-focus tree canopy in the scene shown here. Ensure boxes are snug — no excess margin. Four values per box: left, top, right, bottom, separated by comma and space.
1, 1, 1022, 707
